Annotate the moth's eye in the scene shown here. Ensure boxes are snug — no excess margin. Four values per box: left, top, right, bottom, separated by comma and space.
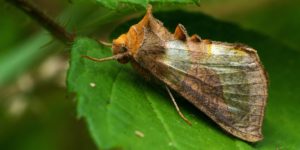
120, 47, 127, 53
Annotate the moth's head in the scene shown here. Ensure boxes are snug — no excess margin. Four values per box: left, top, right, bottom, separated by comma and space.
81, 34, 131, 64
111, 4, 154, 63
82, 6, 156, 64
112, 34, 130, 64
83, 5, 153, 64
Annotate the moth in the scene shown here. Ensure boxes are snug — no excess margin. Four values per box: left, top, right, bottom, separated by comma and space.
84, 5, 268, 142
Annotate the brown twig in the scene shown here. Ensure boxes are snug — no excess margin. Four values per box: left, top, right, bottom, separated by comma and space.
6, 0, 75, 44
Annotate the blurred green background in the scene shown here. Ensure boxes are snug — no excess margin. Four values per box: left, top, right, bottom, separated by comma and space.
1, 0, 299, 149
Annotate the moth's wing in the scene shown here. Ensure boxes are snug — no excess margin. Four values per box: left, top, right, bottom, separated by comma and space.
136, 40, 268, 142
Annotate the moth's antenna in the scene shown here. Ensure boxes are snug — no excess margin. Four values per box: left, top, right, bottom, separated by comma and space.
98, 40, 112, 47
81, 52, 129, 63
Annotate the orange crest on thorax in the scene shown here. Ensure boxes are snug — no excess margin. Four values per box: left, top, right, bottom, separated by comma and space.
112, 5, 173, 64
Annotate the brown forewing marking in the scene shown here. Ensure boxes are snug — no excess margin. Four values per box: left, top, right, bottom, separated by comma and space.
179, 65, 233, 124
176, 49, 252, 128
153, 58, 242, 131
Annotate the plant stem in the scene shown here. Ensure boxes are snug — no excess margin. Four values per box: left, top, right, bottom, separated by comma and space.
6, 0, 75, 44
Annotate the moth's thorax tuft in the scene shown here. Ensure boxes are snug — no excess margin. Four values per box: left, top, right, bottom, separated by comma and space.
112, 4, 172, 64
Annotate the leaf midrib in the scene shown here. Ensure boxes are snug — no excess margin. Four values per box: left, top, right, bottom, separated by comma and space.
143, 88, 179, 149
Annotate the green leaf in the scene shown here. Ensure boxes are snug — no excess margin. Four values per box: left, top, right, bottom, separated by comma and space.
68, 11, 300, 149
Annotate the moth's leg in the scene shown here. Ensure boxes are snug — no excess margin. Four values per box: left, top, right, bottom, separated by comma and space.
165, 85, 192, 126
98, 40, 112, 47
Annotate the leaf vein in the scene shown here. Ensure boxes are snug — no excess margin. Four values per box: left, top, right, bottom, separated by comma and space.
143, 89, 178, 149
